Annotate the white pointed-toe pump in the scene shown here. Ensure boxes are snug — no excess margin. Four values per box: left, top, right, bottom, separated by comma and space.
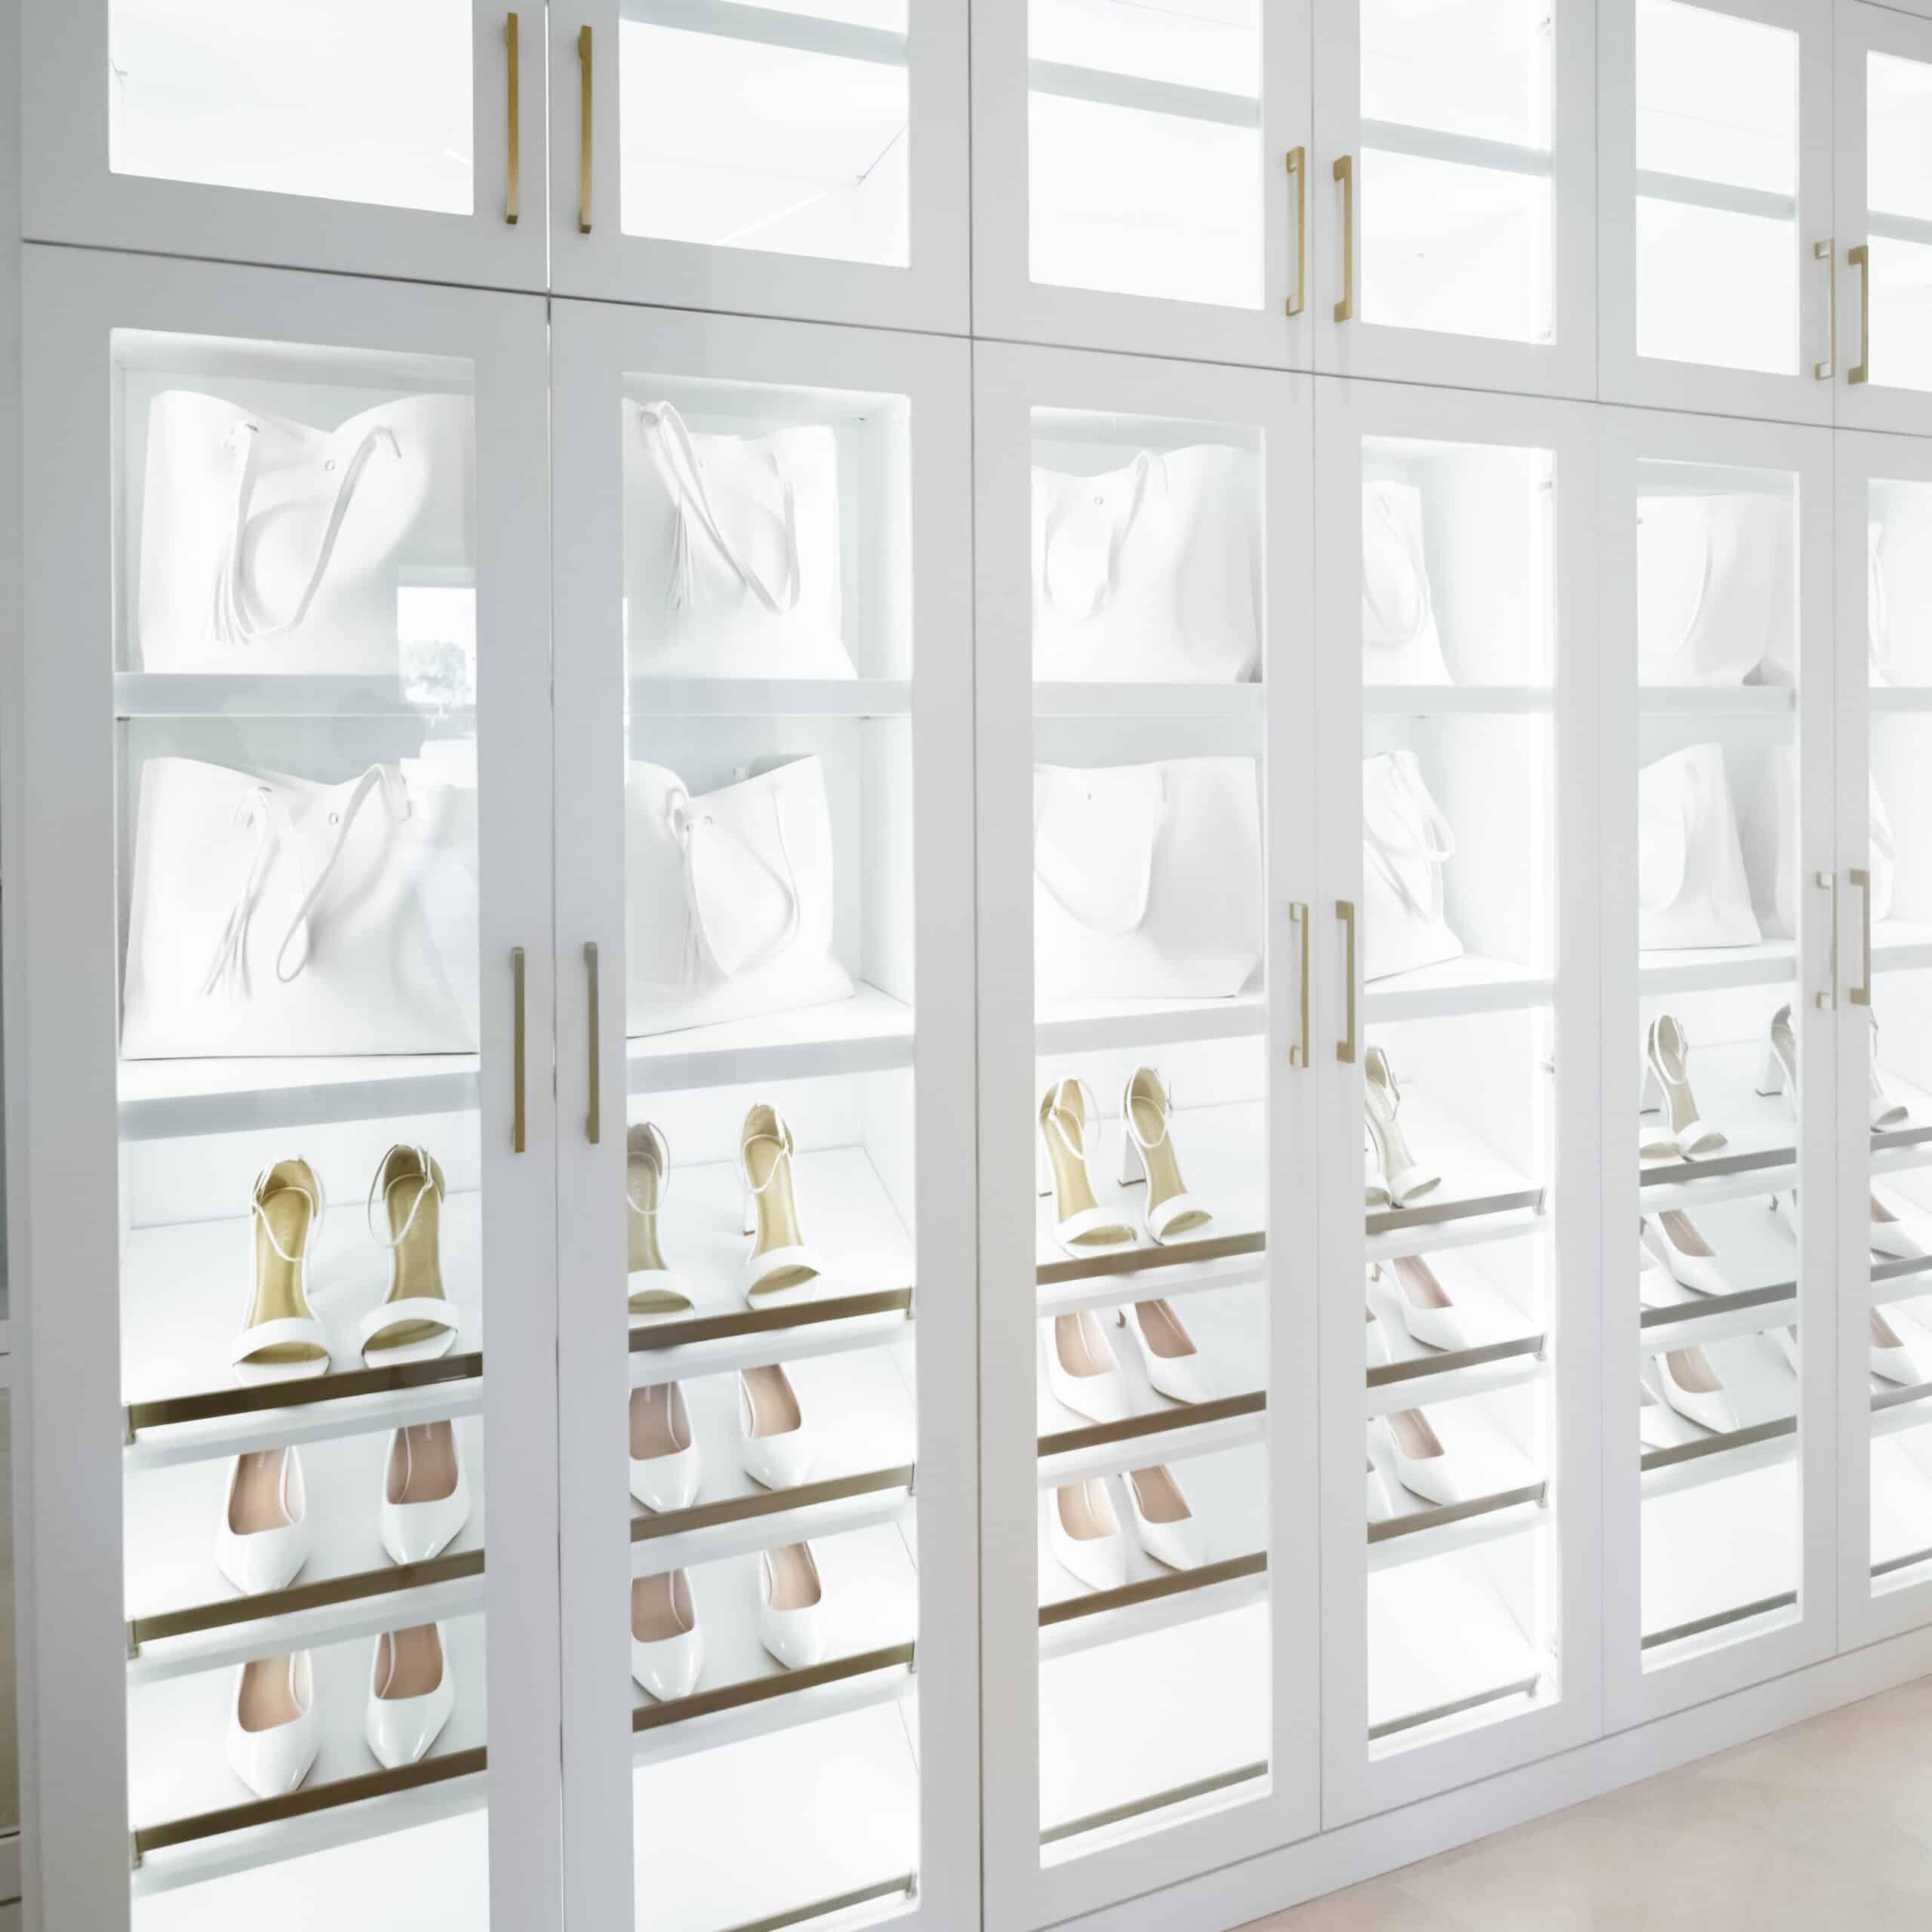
737, 1363, 813, 1491
226, 1651, 318, 1798
1049, 1478, 1128, 1592
758, 1542, 829, 1670
215, 1445, 310, 1595
1116, 1298, 1212, 1404
630, 1570, 703, 1701
1042, 1310, 1130, 1424
365, 1623, 454, 1769
1651, 1346, 1737, 1435
629, 1380, 703, 1512
1124, 1464, 1204, 1571
380, 1420, 472, 1567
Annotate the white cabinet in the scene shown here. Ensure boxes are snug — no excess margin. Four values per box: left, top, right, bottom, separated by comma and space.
21, 2, 546, 288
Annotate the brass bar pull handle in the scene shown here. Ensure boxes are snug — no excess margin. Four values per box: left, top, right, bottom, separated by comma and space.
1814, 872, 1838, 1012
511, 947, 528, 1153
577, 25, 594, 234
1813, 238, 1834, 380
1849, 243, 1870, 385
504, 14, 520, 225
1850, 867, 1874, 1008
1285, 147, 1307, 318
1333, 155, 1355, 324
584, 941, 601, 1145
1336, 900, 1358, 1064
1288, 902, 1311, 1068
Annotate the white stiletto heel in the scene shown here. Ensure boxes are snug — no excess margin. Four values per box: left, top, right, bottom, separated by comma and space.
1049, 1478, 1128, 1592
1364, 1046, 1440, 1208
380, 1420, 472, 1566
758, 1543, 829, 1669
1043, 1310, 1130, 1423
365, 1623, 454, 1769
215, 1446, 311, 1595
1378, 1254, 1474, 1353
1756, 1004, 1797, 1114
1038, 1078, 1135, 1257
737, 1364, 812, 1491
1652, 1346, 1737, 1434
1379, 1408, 1461, 1505
1871, 1185, 1931, 1260
1641, 1211, 1727, 1297
631, 1571, 703, 1700
630, 1380, 703, 1512
1116, 1299, 1212, 1404
1124, 1465, 1204, 1572
1872, 1307, 1930, 1386
1644, 1015, 1726, 1158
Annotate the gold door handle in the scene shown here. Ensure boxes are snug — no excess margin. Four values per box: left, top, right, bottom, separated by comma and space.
1814, 238, 1833, 380
1336, 900, 1358, 1063
1814, 871, 1838, 1011
1850, 867, 1874, 1007
1288, 902, 1311, 1067
1285, 147, 1307, 318
583, 941, 601, 1145
1849, 243, 1870, 385
503, 14, 520, 225
577, 24, 594, 234
512, 947, 528, 1153
1333, 155, 1355, 324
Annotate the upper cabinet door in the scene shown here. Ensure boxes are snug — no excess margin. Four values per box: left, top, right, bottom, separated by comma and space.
1834, 2, 1932, 435
549, 2, 969, 334
1312, 0, 1596, 398
1598, 0, 1834, 423
971, 0, 1314, 368
21, 2, 546, 288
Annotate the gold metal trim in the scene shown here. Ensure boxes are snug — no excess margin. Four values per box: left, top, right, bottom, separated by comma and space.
1037, 1228, 1263, 1287
584, 940, 601, 1145
1038, 1551, 1266, 1627
1336, 899, 1358, 1063
632, 1642, 912, 1732
1642, 1590, 1795, 1651
631, 1464, 912, 1541
512, 946, 527, 1152
1850, 866, 1873, 1007
1813, 238, 1832, 379
578, 25, 595, 234
1285, 147, 1307, 318
504, 14, 520, 225
1366, 1333, 1543, 1388
1849, 242, 1870, 384
631, 1288, 912, 1353
1640, 1414, 1794, 1472
129, 1551, 484, 1646
125, 1351, 483, 1434
1288, 900, 1310, 1068
1038, 1389, 1266, 1459
1332, 154, 1355, 323
1366, 1480, 1545, 1544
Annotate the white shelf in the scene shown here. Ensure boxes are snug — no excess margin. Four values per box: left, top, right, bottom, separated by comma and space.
1032, 681, 1263, 721
1638, 1193, 1799, 1347
120, 1052, 480, 1144
1367, 1398, 1543, 1567
1035, 989, 1265, 1057
629, 983, 915, 1094
1362, 954, 1551, 1023
1364, 1251, 1543, 1411
1637, 685, 1795, 718
1639, 1331, 1798, 1500
1037, 1251, 1266, 1321
1870, 1429, 1932, 1580
1361, 684, 1552, 715
1367, 1086, 1546, 1238
1874, 920, 1932, 975
1639, 939, 1795, 997
629, 676, 910, 719
1641, 1460, 1798, 1656
115, 674, 454, 720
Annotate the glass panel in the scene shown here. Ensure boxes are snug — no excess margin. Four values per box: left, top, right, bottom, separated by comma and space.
1632, 2, 1798, 376
110, 328, 487, 1917
1361, 0, 1549, 149
1866, 53, 1932, 395
0, 1392, 15, 1844
1026, 2, 1264, 308
1630, 458, 1803, 1660
619, 7, 911, 266
620, 367, 921, 1928
1027, 405, 1272, 1857
1356, 435, 1558, 1752
109, 0, 473, 213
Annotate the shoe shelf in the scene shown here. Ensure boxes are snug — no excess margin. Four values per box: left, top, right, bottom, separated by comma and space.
1639, 1195, 1800, 1346
1639, 1332, 1799, 1500
631, 1705, 918, 1932
630, 1345, 916, 1574
629, 985, 916, 1096
1636, 1041, 1805, 1208
1362, 685, 1553, 718
631, 1521, 918, 1767
628, 1146, 914, 1383
125, 1416, 486, 1680
1640, 1460, 1800, 1659
120, 1197, 487, 1467
1637, 685, 1795, 720
127, 1612, 488, 1893
1362, 956, 1552, 1024
631, 676, 912, 721
1033, 682, 1264, 728
1035, 990, 1268, 1058
1639, 939, 1795, 998
1871, 1251, 1932, 1312
1037, 1250, 1266, 1322
1365, 1251, 1546, 1407
1871, 1427, 1932, 1589
1364, 1087, 1546, 1240
1875, 921, 1932, 975
119, 1053, 484, 1144
1363, 1202, 1546, 1266
114, 674, 463, 721
1366, 1407, 1545, 1571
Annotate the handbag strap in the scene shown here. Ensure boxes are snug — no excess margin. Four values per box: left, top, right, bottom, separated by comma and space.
1032, 765, 1166, 937
638, 401, 801, 617
211, 420, 399, 648
666, 775, 804, 981
1362, 484, 1432, 650
1039, 452, 1158, 623
1362, 755, 1454, 922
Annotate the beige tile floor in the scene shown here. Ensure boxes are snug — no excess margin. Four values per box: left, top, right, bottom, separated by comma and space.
1246, 1674, 1932, 1931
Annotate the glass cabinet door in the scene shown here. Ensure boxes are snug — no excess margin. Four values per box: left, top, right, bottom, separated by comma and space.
14, 247, 558, 1930
972, 343, 1317, 1929
971, 0, 1313, 368
1598, 0, 1832, 423
22, 2, 545, 289
548, 300, 978, 1932
1833, 2, 1932, 436
1315, 378, 1601, 1823
1834, 432, 1932, 1655
551, 2, 969, 336
1312, 0, 1596, 398
1599, 411, 1837, 1729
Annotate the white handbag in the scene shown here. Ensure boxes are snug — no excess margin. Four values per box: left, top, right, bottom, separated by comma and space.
626, 754, 854, 1036
624, 401, 855, 679
1362, 481, 1454, 685
1764, 749, 1894, 937
1032, 757, 1263, 1000
137, 389, 474, 675
1031, 445, 1259, 682
121, 756, 479, 1058
1361, 750, 1463, 982
1635, 491, 1789, 687
1638, 743, 1761, 951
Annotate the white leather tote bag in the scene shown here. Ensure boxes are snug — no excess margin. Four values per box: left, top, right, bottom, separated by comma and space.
1638, 743, 1761, 950
624, 401, 855, 679
1764, 749, 1894, 937
137, 389, 474, 675
1636, 491, 1789, 688
1362, 481, 1454, 685
1032, 757, 1263, 1000
1361, 750, 1463, 981
626, 754, 854, 1036
122, 756, 479, 1058
1032, 445, 1259, 682
1868, 499, 1932, 687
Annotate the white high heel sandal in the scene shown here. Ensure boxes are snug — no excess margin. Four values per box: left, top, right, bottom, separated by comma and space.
1651, 1346, 1737, 1434
1364, 1047, 1440, 1208
1037, 1078, 1136, 1257
1049, 1478, 1128, 1592
360, 1146, 460, 1369
380, 1420, 471, 1566
1115, 1299, 1212, 1404
738, 1104, 822, 1307
1641, 1211, 1727, 1297
232, 1159, 330, 1386
627, 1122, 694, 1322
1043, 1311, 1130, 1423
215, 1447, 311, 1596
1870, 1014, 1909, 1131
1642, 1014, 1725, 1158
1117, 1067, 1213, 1244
